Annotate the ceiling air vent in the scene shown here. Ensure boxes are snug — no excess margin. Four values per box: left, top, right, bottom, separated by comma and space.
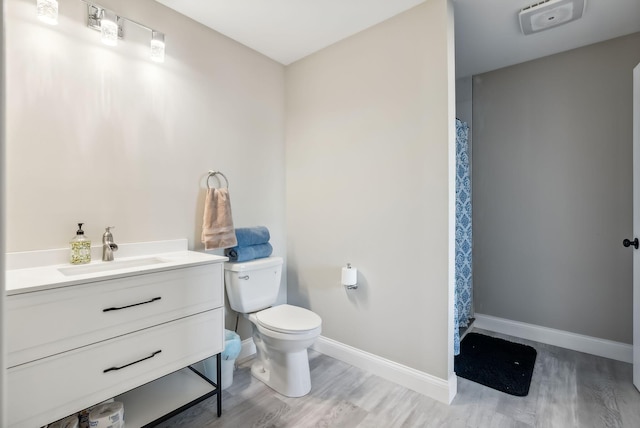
519, 0, 586, 35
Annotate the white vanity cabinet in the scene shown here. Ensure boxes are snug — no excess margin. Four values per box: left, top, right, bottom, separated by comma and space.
5, 243, 226, 428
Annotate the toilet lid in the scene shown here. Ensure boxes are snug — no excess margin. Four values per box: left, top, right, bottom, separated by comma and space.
256, 304, 322, 334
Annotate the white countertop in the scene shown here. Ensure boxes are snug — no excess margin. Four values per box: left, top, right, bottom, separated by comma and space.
5, 239, 227, 296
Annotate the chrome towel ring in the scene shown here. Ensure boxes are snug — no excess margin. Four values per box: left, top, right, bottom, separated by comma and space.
207, 170, 229, 189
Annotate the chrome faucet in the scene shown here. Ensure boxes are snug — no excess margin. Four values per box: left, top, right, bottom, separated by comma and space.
102, 226, 119, 261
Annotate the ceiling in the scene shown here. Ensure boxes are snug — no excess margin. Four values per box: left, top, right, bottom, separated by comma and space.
154, 0, 425, 65
155, 0, 640, 78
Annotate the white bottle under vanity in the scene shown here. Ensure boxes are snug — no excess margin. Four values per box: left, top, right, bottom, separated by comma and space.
5, 239, 226, 428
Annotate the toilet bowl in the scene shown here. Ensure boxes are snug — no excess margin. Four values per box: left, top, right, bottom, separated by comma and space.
224, 257, 322, 397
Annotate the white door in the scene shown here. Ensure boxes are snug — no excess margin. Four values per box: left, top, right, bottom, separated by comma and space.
634, 63, 640, 391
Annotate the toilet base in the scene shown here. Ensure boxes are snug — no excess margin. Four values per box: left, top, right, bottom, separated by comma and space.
251, 348, 312, 397
244, 306, 321, 398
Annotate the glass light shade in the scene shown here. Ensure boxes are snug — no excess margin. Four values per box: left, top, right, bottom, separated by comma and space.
150, 31, 165, 63
37, 0, 58, 25
100, 9, 118, 46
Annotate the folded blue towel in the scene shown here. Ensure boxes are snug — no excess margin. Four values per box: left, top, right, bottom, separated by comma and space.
234, 226, 270, 247
225, 242, 273, 262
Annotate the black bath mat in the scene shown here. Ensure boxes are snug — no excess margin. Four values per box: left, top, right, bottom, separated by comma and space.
455, 333, 537, 396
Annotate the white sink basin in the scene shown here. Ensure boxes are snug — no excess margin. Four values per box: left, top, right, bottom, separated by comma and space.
5, 239, 229, 295
58, 257, 167, 276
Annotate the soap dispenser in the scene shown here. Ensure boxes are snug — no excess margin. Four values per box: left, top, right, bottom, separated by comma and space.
70, 222, 91, 265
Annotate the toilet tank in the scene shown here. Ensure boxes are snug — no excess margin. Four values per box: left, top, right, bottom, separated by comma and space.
224, 257, 283, 313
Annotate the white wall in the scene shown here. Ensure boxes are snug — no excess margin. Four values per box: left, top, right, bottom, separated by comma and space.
5, 0, 286, 338
285, 0, 456, 382
473, 32, 640, 343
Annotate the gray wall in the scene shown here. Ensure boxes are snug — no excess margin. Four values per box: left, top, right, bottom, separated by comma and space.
473, 32, 640, 344
286, 0, 456, 380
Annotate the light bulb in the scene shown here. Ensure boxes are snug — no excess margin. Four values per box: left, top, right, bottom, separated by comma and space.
100, 9, 118, 46
37, 0, 58, 25
150, 31, 165, 63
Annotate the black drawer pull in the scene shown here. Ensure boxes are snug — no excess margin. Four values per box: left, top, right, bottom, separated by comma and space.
103, 297, 161, 312
103, 350, 162, 373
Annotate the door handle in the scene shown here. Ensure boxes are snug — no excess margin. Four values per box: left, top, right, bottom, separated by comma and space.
623, 238, 639, 249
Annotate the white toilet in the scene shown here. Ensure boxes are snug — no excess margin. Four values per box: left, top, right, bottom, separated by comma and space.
224, 256, 322, 397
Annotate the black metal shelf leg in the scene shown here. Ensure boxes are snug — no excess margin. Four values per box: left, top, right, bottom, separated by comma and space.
217, 353, 222, 417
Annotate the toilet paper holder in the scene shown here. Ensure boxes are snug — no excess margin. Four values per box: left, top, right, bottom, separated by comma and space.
342, 263, 358, 290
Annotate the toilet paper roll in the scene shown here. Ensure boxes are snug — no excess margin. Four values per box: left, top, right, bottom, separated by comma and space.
48, 414, 79, 428
341, 265, 357, 286
80, 399, 114, 428
88, 401, 124, 428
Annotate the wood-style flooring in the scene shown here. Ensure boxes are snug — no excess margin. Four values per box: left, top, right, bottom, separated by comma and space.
157, 329, 640, 427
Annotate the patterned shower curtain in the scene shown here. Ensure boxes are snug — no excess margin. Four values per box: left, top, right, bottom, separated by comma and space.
454, 119, 472, 356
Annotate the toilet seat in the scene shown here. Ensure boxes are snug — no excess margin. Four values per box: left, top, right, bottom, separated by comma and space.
255, 304, 321, 334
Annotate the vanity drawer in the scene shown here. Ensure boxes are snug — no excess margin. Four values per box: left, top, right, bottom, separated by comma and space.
7, 263, 223, 367
7, 308, 223, 428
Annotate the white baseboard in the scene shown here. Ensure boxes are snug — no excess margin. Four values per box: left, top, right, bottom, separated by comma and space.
312, 336, 456, 404
474, 313, 633, 364
236, 335, 456, 403
237, 338, 256, 364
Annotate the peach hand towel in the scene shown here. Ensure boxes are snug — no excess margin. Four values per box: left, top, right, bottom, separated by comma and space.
201, 188, 238, 250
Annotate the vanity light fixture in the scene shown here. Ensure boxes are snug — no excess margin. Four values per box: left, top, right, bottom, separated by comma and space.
150, 31, 165, 63
85, 2, 166, 62
37, 0, 167, 63
100, 9, 118, 46
86, 4, 124, 44
36, 0, 58, 25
